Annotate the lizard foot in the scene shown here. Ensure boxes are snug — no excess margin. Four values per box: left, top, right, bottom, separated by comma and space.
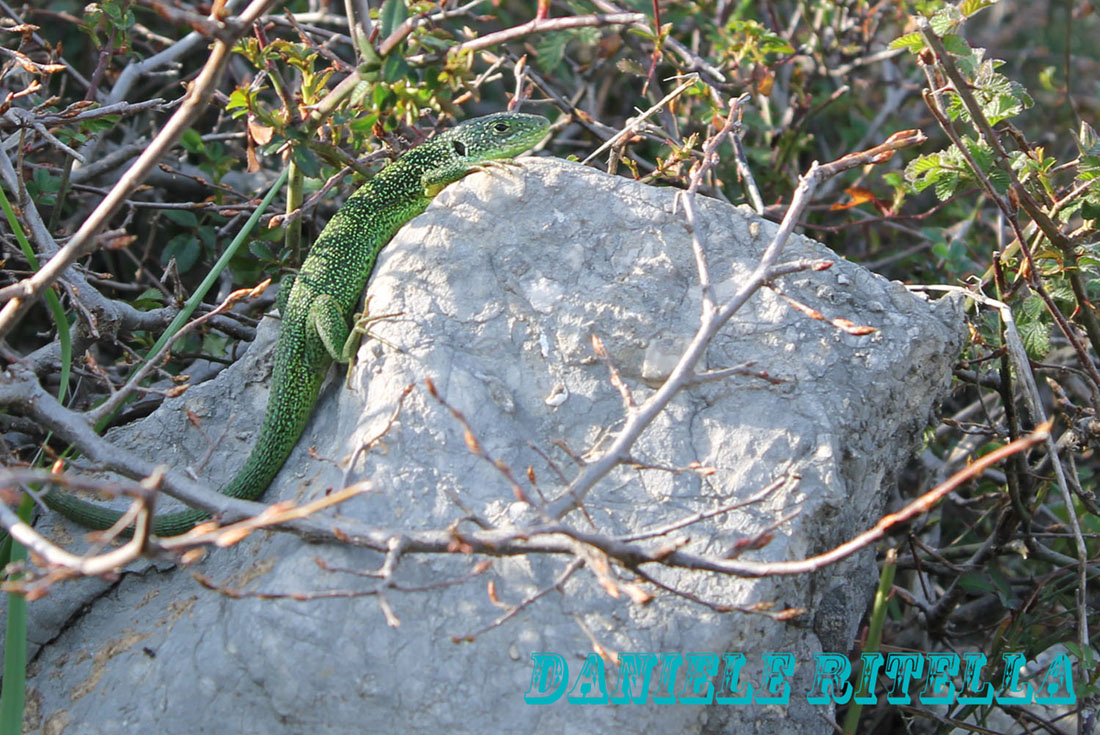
345, 295, 404, 388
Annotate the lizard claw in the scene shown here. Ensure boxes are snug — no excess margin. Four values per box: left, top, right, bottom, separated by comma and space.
472, 158, 524, 179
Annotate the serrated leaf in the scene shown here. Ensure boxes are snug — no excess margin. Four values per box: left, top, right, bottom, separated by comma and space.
933, 170, 960, 200
616, 57, 647, 76
958, 0, 996, 18
1079, 155, 1100, 179
1057, 197, 1084, 223
1021, 294, 1045, 320
964, 137, 993, 170
930, 5, 964, 34
249, 240, 276, 260
906, 153, 943, 176
1017, 314, 1051, 359
1079, 121, 1100, 155
573, 26, 601, 46
986, 167, 1010, 193
940, 33, 971, 55
202, 332, 231, 359
889, 31, 925, 52
534, 31, 573, 72
1081, 200, 1100, 221
1047, 282, 1076, 306
1078, 252, 1100, 270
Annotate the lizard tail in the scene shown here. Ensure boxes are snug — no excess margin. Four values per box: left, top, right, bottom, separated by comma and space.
43, 351, 326, 538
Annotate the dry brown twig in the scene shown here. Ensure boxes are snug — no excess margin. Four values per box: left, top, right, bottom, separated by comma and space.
0, 465, 370, 585
0, 467, 159, 583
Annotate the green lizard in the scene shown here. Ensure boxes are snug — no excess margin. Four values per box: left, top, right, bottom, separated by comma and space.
45, 111, 550, 537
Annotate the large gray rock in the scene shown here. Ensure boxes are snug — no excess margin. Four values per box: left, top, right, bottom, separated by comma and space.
23, 158, 963, 734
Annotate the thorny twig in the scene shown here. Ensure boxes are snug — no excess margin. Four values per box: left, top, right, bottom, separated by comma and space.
911, 284, 1091, 654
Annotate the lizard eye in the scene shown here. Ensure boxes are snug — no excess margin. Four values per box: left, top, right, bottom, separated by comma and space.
493, 122, 510, 133
453, 140, 466, 156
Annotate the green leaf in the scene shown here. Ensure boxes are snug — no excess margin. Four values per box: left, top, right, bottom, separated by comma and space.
1078, 121, 1100, 155
907, 153, 944, 176
985, 167, 1010, 193
1081, 200, 1100, 221
958, 572, 996, 594
372, 84, 393, 109
381, 53, 410, 83
930, 4, 963, 34
416, 33, 453, 51
1017, 300, 1051, 359
940, 33, 970, 56
180, 128, 204, 154
202, 332, 231, 359
1057, 197, 1084, 223
379, 0, 408, 39
348, 113, 380, 135
226, 87, 249, 110
1038, 65, 1058, 91
616, 57, 647, 76
958, 0, 996, 18
292, 146, 322, 179
882, 171, 905, 188
249, 240, 276, 260
534, 31, 573, 72
162, 208, 199, 228
133, 287, 164, 311
933, 170, 959, 200
888, 32, 925, 53
161, 233, 201, 273
1020, 294, 1045, 320
986, 568, 1013, 606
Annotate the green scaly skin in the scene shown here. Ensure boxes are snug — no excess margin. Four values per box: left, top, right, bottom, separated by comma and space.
45, 112, 551, 537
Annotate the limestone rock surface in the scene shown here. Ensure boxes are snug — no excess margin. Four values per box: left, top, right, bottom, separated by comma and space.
23, 158, 964, 734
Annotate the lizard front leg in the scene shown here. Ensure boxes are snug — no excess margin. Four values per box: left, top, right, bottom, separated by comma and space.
307, 294, 353, 364
307, 294, 397, 388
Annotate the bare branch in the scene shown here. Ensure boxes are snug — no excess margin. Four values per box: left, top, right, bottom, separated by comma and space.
449, 13, 646, 57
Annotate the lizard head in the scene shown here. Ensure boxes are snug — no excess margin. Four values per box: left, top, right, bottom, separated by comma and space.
435, 112, 551, 163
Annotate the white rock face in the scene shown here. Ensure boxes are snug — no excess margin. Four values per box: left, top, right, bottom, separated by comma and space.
25, 158, 963, 734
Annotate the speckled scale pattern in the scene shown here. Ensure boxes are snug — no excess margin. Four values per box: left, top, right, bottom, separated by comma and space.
46, 112, 551, 536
